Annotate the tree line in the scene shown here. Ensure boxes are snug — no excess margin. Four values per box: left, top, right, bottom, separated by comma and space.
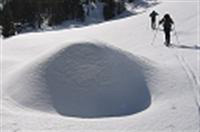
0, 0, 132, 38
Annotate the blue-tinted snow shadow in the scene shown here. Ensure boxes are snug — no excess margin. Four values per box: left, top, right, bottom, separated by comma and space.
43, 42, 151, 118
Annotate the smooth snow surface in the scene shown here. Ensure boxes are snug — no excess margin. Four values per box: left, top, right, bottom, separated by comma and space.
39, 43, 151, 118
1, 0, 200, 131
7, 42, 151, 118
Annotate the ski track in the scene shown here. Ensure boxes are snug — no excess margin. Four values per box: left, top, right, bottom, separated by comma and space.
171, 44, 200, 132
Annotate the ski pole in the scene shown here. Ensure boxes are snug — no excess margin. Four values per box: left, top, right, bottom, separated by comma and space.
151, 28, 159, 45
174, 27, 181, 45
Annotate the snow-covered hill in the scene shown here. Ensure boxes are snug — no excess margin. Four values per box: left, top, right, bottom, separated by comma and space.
1, 0, 200, 131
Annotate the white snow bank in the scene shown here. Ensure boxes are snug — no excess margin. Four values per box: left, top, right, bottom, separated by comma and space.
7, 42, 152, 118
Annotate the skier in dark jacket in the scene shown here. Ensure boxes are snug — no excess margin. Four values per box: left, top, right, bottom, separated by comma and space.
159, 13, 174, 46
149, 10, 159, 30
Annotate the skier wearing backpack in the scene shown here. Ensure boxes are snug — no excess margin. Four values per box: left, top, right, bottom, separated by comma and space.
159, 13, 174, 46
149, 10, 159, 30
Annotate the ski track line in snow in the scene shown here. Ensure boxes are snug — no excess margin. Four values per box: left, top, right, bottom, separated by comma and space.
171, 45, 200, 132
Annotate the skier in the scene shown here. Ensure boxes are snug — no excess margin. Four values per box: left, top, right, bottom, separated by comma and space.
149, 10, 159, 30
159, 13, 174, 46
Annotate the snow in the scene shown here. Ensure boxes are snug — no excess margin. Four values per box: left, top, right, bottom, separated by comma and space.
6, 42, 152, 118
1, 0, 200, 131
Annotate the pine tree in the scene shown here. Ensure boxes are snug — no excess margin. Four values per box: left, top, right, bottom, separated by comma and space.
1, 0, 127, 37
1, 3, 15, 37
102, 0, 117, 20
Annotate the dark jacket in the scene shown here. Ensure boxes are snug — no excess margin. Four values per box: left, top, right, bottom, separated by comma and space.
149, 11, 159, 22
159, 14, 174, 31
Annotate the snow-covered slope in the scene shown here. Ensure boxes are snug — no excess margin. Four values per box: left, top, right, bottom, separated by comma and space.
1, 0, 200, 131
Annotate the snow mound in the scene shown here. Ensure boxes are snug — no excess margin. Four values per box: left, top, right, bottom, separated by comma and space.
8, 42, 151, 118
